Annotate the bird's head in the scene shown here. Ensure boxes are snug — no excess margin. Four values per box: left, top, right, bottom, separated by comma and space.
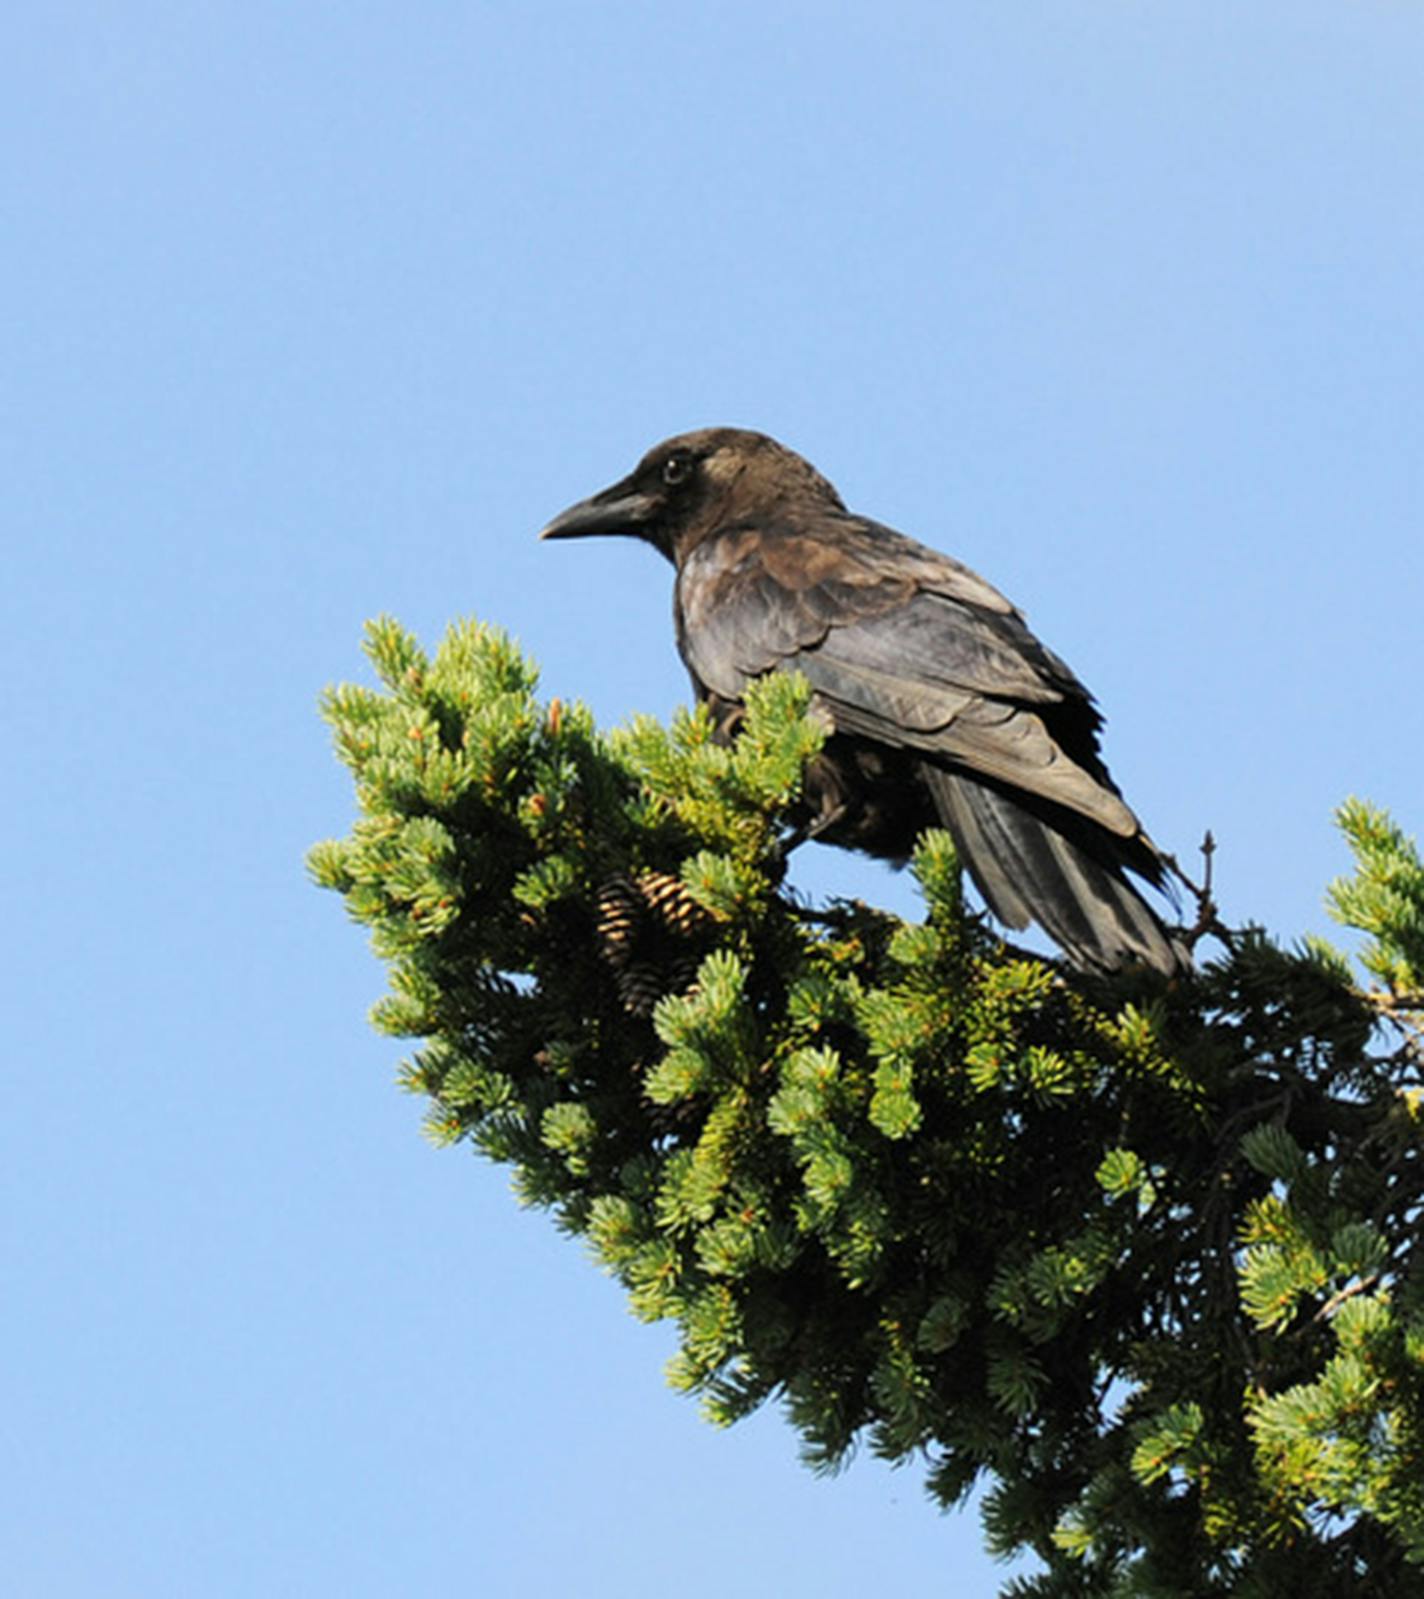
540, 428, 844, 563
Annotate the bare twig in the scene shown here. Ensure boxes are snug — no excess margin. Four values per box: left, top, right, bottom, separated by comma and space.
1353, 988, 1424, 1074
1363, 989, 1424, 1017
1161, 829, 1232, 957
1312, 1273, 1382, 1324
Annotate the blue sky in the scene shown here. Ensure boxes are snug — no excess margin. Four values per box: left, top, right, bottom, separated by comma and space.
6, 5, 1422, 1594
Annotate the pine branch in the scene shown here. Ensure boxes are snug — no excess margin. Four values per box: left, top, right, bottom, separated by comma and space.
312, 617, 1424, 1597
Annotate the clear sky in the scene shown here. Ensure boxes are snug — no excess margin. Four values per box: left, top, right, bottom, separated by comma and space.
6, 4, 1422, 1595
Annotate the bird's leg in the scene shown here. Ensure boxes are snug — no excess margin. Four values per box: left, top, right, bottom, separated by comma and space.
772, 750, 854, 861
778, 799, 851, 858
803, 799, 851, 843
775, 752, 852, 862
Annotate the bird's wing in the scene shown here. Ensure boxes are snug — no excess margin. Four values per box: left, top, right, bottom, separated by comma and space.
677, 520, 1138, 839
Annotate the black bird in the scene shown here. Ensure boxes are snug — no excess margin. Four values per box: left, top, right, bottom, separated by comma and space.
542, 428, 1186, 976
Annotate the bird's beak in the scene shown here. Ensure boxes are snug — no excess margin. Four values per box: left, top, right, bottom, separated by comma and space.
539, 476, 658, 541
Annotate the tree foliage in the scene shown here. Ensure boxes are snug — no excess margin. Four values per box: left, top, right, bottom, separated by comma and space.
310, 617, 1424, 1595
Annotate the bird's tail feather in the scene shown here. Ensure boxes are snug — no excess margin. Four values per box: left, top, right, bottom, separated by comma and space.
921, 765, 1187, 977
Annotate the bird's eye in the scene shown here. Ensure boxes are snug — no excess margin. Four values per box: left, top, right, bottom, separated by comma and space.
661, 453, 693, 486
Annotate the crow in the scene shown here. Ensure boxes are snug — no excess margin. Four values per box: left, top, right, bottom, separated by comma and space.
542, 428, 1186, 976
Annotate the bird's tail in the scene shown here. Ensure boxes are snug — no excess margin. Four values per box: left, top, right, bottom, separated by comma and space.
920, 765, 1189, 977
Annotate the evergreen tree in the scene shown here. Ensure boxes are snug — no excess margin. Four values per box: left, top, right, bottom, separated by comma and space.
310, 617, 1424, 1595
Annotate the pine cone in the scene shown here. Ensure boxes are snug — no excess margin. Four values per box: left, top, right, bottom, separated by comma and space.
594, 876, 642, 970
593, 870, 715, 1015
615, 962, 668, 1018
636, 870, 712, 938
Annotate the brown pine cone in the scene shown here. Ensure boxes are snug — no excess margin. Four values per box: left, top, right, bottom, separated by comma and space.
636, 870, 712, 939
